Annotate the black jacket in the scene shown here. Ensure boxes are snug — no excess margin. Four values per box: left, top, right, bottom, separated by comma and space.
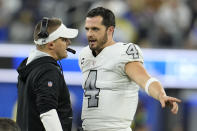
16, 56, 72, 131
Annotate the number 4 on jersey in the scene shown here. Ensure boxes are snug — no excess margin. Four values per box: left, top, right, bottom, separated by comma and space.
84, 70, 100, 108
126, 44, 139, 59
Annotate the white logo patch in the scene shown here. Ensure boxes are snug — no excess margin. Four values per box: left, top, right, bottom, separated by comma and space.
48, 81, 53, 87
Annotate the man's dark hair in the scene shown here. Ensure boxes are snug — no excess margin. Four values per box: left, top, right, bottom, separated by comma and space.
87, 7, 116, 28
0, 118, 20, 131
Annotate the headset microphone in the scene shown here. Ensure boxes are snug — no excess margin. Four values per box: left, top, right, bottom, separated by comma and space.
66, 48, 76, 54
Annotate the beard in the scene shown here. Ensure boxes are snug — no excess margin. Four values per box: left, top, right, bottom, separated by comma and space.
89, 32, 108, 53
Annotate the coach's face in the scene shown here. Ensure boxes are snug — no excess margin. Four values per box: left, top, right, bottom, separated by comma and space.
85, 16, 108, 54
53, 37, 71, 60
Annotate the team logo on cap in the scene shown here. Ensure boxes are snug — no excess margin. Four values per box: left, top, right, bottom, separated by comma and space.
48, 81, 53, 87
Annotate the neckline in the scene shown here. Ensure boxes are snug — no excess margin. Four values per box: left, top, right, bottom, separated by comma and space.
91, 42, 119, 58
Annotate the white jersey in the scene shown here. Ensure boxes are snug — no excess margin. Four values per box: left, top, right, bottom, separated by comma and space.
78, 42, 144, 131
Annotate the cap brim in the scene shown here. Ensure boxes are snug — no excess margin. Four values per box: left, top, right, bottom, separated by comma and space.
60, 26, 78, 39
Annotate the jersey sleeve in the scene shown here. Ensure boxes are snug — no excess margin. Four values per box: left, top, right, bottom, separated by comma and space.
33, 70, 60, 114
120, 43, 144, 64
116, 43, 144, 75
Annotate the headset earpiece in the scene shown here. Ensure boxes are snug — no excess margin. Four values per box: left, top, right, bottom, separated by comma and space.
38, 17, 49, 38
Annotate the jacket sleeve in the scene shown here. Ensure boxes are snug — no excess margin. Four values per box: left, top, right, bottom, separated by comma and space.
33, 69, 60, 114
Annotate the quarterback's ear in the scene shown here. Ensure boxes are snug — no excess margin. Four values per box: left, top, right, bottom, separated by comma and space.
107, 26, 114, 35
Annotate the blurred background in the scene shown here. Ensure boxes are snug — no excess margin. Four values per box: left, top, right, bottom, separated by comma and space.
0, 0, 197, 131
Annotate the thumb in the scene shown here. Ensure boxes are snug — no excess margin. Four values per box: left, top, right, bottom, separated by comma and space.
160, 99, 166, 108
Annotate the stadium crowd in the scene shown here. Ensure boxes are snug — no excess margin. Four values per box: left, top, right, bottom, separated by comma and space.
0, 0, 197, 49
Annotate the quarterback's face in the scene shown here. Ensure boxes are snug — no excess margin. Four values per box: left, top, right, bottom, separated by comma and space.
85, 16, 108, 54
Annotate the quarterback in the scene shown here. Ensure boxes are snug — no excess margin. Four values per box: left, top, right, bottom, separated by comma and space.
79, 7, 181, 131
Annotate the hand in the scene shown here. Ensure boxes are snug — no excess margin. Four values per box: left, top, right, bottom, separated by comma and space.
159, 94, 181, 114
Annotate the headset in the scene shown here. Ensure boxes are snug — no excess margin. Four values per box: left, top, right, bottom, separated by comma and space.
37, 17, 76, 54
38, 17, 49, 38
